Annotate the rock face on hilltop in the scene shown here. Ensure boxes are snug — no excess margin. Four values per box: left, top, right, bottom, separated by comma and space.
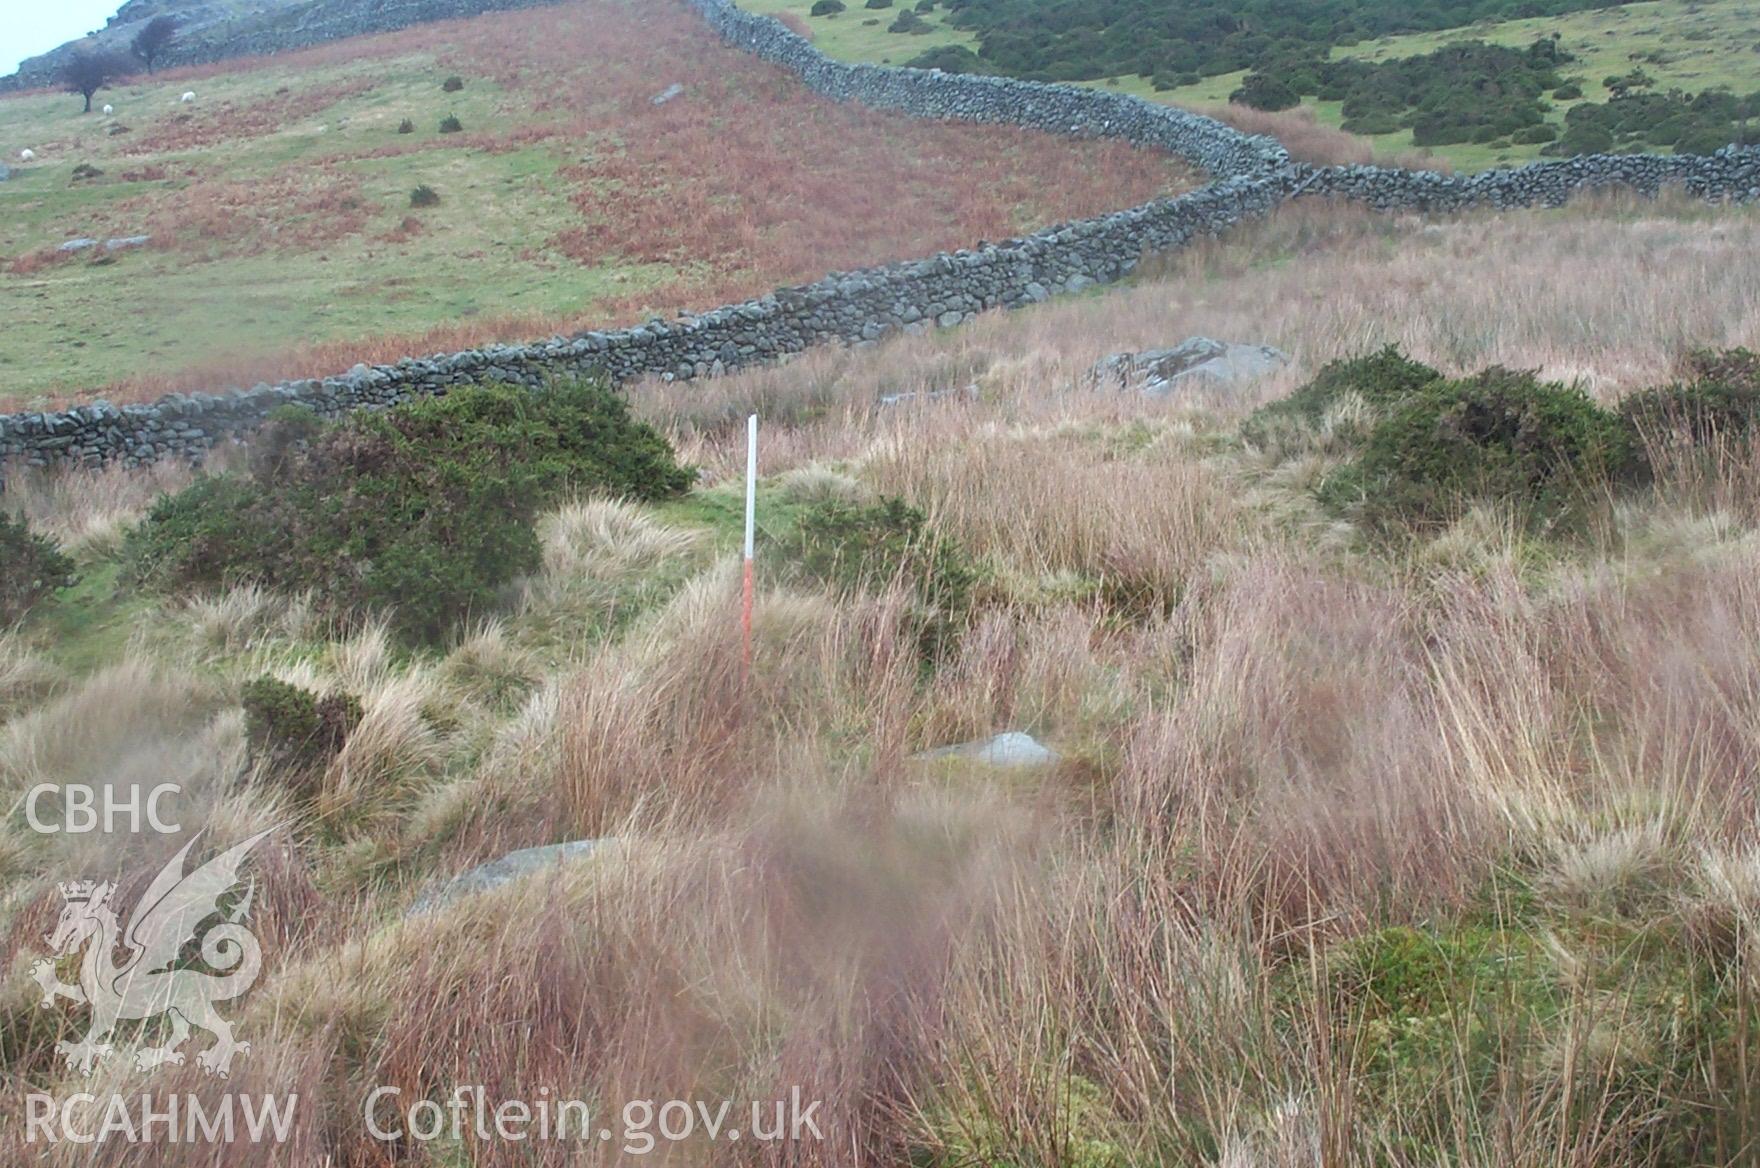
8, 0, 298, 90
3, 0, 566, 91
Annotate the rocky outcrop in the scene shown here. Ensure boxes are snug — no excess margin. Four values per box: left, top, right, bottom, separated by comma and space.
1087, 338, 1289, 397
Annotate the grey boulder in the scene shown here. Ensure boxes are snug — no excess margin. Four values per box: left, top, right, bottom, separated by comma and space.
406, 838, 614, 917
1088, 336, 1288, 397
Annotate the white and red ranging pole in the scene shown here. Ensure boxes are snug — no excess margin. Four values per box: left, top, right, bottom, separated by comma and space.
742, 413, 757, 676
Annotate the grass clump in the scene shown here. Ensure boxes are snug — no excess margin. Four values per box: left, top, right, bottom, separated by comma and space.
1319, 367, 1636, 534
396, 118, 415, 134
409, 184, 441, 208
0, 513, 77, 625
124, 379, 691, 645
241, 675, 362, 781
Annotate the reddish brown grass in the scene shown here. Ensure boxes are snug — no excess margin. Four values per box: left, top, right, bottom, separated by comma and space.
126, 77, 379, 154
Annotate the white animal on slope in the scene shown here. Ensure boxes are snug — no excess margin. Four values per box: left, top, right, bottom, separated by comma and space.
180, 91, 195, 103
102, 104, 114, 115
18, 149, 34, 161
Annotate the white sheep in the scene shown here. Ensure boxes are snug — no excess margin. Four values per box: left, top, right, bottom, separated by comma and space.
180, 91, 196, 103
102, 103, 114, 116
18, 149, 34, 162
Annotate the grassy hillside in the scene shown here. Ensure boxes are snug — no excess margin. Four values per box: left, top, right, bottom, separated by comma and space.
4, 194, 1760, 1164
0, 0, 1192, 408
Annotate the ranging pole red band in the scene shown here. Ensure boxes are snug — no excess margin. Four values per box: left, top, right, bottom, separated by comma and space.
743, 413, 757, 678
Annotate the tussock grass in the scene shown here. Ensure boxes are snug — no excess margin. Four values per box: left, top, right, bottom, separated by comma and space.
5, 197, 1760, 1165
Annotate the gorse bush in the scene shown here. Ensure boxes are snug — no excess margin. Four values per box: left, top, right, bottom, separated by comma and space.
125, 379, 692, 644
1248, 347, 1646, 534
410, 184, 441, 208
809, 0, 846, 13
1241, 345, 1444, 453
241, 676, 362, 783
1621, 348, 1760, 453
795, 496, 981, 657
396, 118, 415, 134
1318, 366, 1637, 534
0, 513, 77, 625
441, 75, 465, 92
438, 114, 463, 134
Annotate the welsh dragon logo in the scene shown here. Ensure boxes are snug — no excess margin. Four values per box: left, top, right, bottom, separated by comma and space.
29, 829, 275, 1079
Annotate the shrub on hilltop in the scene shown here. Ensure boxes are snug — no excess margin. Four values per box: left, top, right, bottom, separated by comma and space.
125, 379, 692, 645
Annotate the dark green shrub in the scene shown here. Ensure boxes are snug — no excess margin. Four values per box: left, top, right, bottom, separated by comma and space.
1342, 111, 1402, 136
126, 379, 692, 645
889, 9, 931, 32
241, 676, 362, 781
1241, 346, 1444, 451
410, 184, 441, 208
396, 118, 415, 134
1230, 73, 1301, 112
906, 45, 981, 73
1552, 81, 1583, 100
809, 0, 845, 13
248, 403, 326, 480
1318, 367, 1638, 534
441, 75, 465, 92
795, 496, 981, 656
1620, 349, 1760, 449
438, 114, 463, 134
1511, 122, 1558, 144
1686, 347, 1760, 391
0, 513, 76, 625
864, 0, 893, 8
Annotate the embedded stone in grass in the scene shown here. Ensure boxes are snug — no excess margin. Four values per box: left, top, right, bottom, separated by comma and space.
652, 82, 685, 105
406, 839, 617, 916
915, 731, 1059, 767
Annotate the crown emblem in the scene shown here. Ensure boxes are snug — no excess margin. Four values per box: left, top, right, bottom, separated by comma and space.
57, 880, 101, 903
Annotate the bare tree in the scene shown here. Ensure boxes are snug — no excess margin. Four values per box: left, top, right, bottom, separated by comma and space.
131, 16, 179, 74
60, 51, 134, 114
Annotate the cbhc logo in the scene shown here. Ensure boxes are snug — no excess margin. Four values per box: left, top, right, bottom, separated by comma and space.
24, 784, 182, 834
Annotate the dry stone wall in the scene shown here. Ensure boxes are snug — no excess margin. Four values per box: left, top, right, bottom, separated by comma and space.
3, 0, 1757, 470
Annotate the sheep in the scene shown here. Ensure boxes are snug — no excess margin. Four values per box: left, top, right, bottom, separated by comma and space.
180, 91, 196, 103
102, 104, 114, 116
18, 149, 34, 162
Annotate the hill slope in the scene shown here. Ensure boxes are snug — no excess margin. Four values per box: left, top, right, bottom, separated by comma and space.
0, 0, 1193, 406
